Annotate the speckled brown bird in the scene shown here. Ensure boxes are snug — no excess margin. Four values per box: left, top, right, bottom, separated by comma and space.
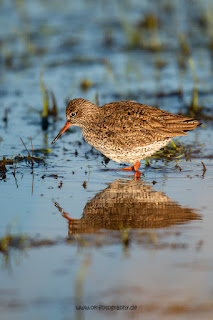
51, 98, 201, 174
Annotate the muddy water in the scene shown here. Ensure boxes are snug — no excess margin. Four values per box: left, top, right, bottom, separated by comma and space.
0, 0, 213, 319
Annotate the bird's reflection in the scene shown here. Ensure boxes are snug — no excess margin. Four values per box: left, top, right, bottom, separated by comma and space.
55, 179, 201, 234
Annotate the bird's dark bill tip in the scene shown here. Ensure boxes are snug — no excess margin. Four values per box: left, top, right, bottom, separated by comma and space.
51, 122, 71, 145
51, 137, 57, 145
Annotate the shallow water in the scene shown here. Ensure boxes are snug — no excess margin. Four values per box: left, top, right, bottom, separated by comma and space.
1, 0, 213, 319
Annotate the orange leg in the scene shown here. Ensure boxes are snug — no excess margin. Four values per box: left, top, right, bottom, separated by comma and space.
133, 161, 141, 172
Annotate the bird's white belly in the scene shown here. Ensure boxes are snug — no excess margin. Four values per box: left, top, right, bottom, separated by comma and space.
99, 139, 171, 164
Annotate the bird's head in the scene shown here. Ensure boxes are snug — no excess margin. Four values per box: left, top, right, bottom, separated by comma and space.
51, 98, 97, 144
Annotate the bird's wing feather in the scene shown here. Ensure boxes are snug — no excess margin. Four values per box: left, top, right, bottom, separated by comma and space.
95, 101, 199, 148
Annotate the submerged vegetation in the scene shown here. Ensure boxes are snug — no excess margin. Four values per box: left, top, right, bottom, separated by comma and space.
40, 69, 58, 130
150, 139, 204, 162
0, 227, 194, 258
0, 138, 45, 180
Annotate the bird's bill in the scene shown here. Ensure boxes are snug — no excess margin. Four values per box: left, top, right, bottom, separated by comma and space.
51, 122, 71, 144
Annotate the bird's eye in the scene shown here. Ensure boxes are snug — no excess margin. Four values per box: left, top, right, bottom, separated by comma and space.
71, 112, 76, 117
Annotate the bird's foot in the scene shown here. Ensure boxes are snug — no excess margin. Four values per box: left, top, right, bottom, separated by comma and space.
120, 161, 141, 178
120, 166, 134, 171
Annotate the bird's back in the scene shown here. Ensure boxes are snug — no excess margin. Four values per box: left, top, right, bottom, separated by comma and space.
98, 101, 199, 143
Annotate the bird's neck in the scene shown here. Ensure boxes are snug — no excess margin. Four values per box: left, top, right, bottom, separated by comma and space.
79, 104, 101, 129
